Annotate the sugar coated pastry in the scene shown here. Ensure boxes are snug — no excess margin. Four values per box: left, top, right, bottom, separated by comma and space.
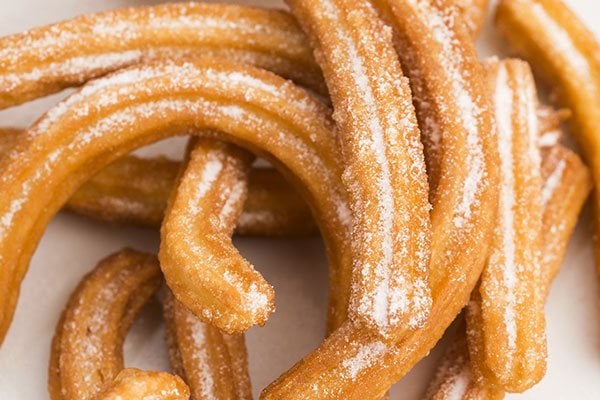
48, 249, 162, 400
164, 290, 252, 400
0, 128, 316, 235
288, 0, 433, 341
426, 143, 592, 399
0, 58, 352, 343
496, 0, 600, 274
466, 59, 546, 392
160, 138, 275, 332
0, 2, 325, 109
92, 368, 190, 400
261, 0, 498, 397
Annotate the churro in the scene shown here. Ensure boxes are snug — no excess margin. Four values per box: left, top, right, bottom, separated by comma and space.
160, 138, 274, 332
426, 143, 592, 399
48, 249, 162, 400
0, 128, 316, 235
92, 369, 190, 400
164, 290, 252, 400
496, 0, 600, 271
0, 2, 325, 109
288, 0, 432, 341
0, 59, 351, 344
261, 0, 497, 397
465, 59, 546, 392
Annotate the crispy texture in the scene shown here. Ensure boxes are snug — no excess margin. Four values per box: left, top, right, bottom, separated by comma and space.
0, 127, 317, 236
92, 368, 190, 400
467, 59, 546, 393
425, 144, 592, 399
496, 0, 600, 274
164, 291, 252, 400
0, 2, 325, 109
159, 138, 274, 332
261, 1, 497, 398
288, 0, 432, 341
0, 59, 351, 345
48, 249, 162, 400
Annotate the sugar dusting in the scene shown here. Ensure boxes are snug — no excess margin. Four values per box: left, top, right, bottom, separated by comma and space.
530, 3, 592, 78
541, 159, 566, 206
182, 310, 217, 400
409, 0, 485, 229
319, 0, 431, 335
341, 341, 387, 379
493, 64, 518, 354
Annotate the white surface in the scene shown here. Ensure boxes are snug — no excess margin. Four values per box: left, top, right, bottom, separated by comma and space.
0, 0, 598, 398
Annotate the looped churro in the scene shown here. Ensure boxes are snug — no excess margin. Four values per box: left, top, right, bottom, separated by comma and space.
466, 58, 546, 392
164, 290, 252, 400
160, 138, 273, 333
495, 0, 600, 274
426, 143, 592, 399
0, 2, 325, 109
0, 127, 316, 236
0, 58, 351, 344
48, 249, 162, 400
92, 368, 190, 400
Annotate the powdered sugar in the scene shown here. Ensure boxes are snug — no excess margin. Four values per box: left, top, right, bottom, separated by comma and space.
541, 159, 566, 206
341, 341, 387, 379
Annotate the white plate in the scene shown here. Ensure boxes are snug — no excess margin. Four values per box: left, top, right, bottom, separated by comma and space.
0, 1, 598, 398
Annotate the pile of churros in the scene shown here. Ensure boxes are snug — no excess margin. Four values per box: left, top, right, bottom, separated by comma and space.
0, 0, 597, 398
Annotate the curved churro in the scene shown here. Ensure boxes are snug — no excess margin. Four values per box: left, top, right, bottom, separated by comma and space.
0, 2, 325, 109
466, 59, 546, 392
164, 290, 252, 400
261, 0, 497, 397
160, 138, 273, 332
48, 249, 162, 400
288, 0, 432, 340
0, 59, 351, 344
92, 369, 190, 400
0, 128, 316, 235
426, 144, 592, 399
495, 0, 600, 271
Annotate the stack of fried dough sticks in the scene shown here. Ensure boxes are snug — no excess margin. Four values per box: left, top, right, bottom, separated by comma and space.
0, 0, 596, 398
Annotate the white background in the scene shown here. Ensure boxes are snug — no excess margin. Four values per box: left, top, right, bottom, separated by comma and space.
0, 0, 598, 398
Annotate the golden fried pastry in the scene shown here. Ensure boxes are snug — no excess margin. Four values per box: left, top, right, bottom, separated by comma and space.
0, 2, 326, 109
466, 59, 546, 393
0, 128, 316, 235
0, 59, 351, 344
164, 290, 252, 400
536, 105, 569, 148
454, 0, 489, 38
92, 368, 190, 400
48, 249, 162, 400
423, 319, 504, 400
260, 0, 497, 397
426, 144, 592, 399
160, 138, 274, 333
288, 0, 432, 341
495, 0, 600, 271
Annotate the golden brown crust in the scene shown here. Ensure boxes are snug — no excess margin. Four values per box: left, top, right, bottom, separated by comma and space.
0, 2, 325, 109
0, 59, 351, 346
495, 0, 600, 275
0, 127, 317, 236
425, 143, 591, 399
92, 368, 190, 400
48, 249, 162, 400
467, 59, 546, 392
159, 138, 274, 332
163, 291, 252, 400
